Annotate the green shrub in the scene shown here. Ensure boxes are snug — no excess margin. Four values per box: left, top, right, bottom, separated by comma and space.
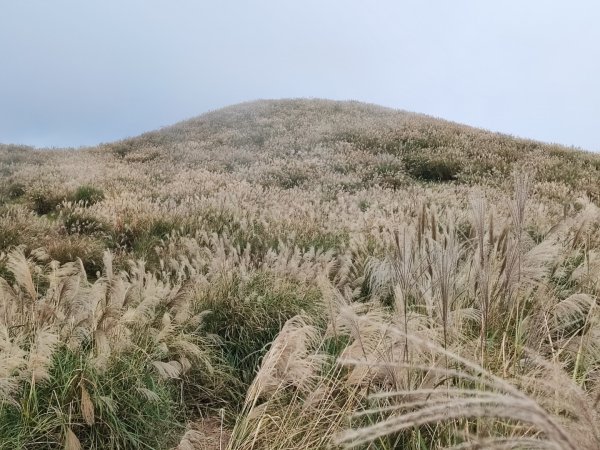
110, 140, 137, 158
0, 226, 20, 250
129, 219, 179, 267
45, 236, 105, 278
294, 229, 349, 252
404, 153, 462, 182
263, 168, 310, 189
0, 348, 182, 450
29, 190, 65, 215
370, 160, 407, 189
106, 217, 183, 271
73, 185, 105, 206
199, 272, 323, 388
0, 260, 14, 284
378, 173, 407, 189
196, 209, 279, 259
334, 131, 383, 151
6, 182, 26, 199
63, 210, 108, 235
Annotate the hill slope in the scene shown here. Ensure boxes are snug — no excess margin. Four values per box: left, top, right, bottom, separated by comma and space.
1, 99, 600, 449
1, 99, 599, 267
105, 98, 600, 192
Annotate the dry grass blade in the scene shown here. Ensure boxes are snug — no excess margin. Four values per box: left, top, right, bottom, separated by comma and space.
80, 383, 95, 426
64, 427, 82, 450
7, 248, 37, 301
335, 316, 581, 450
152, 360, 183, 379
444, 437, 561, 450
3, 99, 600, 449
175, 430, 204, 450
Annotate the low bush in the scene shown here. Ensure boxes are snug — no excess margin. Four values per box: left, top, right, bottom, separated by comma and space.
6, 182, 26, 199
263, 168, 310, 189
0, 226, 20, 250
44, 235, 106, 277
108, 217, 182, 268
62, 210, 108, 235
294, 229, 349, 252
0, 349, 181, 450
72, 185, 105, 206
404, 153, 462, 181
198, 272, 323, 388
29, 189, 66, 215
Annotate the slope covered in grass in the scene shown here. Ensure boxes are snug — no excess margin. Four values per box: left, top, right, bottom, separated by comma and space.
1, 99, 600, 449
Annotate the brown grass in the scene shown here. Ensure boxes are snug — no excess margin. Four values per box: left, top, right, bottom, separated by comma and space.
2, 99, 600, 449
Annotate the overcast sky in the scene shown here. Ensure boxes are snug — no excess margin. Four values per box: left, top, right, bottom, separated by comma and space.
1, 1, 599, 151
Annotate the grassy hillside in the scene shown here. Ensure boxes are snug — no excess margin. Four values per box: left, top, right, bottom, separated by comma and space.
1, 99, 600, 449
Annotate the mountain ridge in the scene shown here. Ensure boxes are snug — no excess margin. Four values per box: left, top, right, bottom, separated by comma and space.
1, 99, 592, 154
2, 99, 600, 202
107, 98, 591, 154
80, 98, 599, 199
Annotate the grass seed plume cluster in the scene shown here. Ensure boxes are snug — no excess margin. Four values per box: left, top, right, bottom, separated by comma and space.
1, 99, 600, 449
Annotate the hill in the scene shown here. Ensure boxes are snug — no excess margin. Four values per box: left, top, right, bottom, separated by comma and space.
1, 99, 600, 449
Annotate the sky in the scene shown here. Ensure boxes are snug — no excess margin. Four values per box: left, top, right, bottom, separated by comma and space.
1, 1, 599, 151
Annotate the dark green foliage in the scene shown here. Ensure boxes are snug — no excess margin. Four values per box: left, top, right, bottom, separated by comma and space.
109, 138, 164, 161
248, 131, 268, 147
148, 218, 178, 239
107, 218, 184, 271
109, 224, 136, 253
0, 348, 182, 450
0, 226, 19, 250
404, 153, 462, 182
335, 131, 384, 152
128, 218, 177, 251
30, 190, 66, 215
129, 219, 179, 267
547, 146, 580, 163
294, 230, 349, 252
550, 252, 586, 299
0, 261, 15, 285
372, 161, 407, 189
73, 185, 105, 206
526, 226, 545, 244
396, 134, 446, 152
374, 161, 404, 177
110, 140, 137, 158
200, 272, 323, 388
0, 145, 35, 165
200, 208, 236, 235
264, 168, 310, 189
6, 182, 26, 199
198, 208, 280, 259
545, 161, 583, 187
377, 173, 407, 190
323, 334, 351, 358
63, 211, 108, 235
46, 237, 105, 278
230, 223, 280, 259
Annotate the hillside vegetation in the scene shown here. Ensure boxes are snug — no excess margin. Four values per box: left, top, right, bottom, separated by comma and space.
1, 99, 600, 449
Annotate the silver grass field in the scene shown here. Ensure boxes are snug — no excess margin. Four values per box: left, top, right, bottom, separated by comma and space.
1, 99, 600, 449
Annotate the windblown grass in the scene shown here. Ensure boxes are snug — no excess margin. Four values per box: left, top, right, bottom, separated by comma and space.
1, 99, 600, 449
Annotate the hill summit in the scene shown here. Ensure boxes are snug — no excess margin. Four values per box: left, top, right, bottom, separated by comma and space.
1, 99, 600, 449
101, 98, 599, 191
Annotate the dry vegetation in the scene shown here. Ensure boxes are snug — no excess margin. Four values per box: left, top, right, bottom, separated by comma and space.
1, 99, 600, 449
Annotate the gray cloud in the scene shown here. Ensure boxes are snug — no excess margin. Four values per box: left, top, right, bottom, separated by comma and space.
1, 0, 598, 150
